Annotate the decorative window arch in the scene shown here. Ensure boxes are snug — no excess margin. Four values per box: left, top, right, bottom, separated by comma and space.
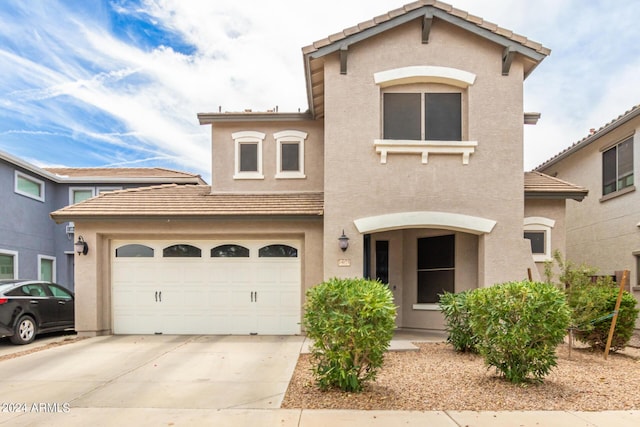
273, 130, 307, 179
232, 131, 265, 179
258, 244, 298, 258
116, 244, 155, 258
524, 217, 555, 262
162, 244, 202, 258
211, 244, 250, 258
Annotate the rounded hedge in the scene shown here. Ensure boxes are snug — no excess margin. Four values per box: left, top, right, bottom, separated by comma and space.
303, 277, 396, 392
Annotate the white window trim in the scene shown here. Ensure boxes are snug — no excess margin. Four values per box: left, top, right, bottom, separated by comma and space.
524, 217, 555, 262
274, 130, 307, 179
232, 131, 265, 179
97, 186, 122, 194
374, 66, 477, 88
37, 255, 56, 282
0, 249, 19, 279
69, 187, 96, 205
14, 171, 45, 202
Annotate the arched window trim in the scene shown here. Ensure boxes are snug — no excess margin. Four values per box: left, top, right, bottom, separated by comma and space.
115, 244, 155, 258
162, 244, 202, 258
211, 244, 250, 258
258, 244, 298, 258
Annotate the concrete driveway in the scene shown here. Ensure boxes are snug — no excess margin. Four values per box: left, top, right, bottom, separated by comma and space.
0, 334, 304, 425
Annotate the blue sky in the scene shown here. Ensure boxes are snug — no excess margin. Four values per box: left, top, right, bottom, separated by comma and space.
0, 0, 639, 183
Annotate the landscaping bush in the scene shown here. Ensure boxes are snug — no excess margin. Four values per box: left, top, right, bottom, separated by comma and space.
567, 277, 639, 352
303, 277, 396, 392
466, 281, 570, 384
439, 291, 478, 353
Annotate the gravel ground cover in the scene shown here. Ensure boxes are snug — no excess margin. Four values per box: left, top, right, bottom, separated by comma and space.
282, 340, 640, 411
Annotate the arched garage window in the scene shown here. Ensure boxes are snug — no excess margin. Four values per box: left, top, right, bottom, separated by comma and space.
163, 244, 202, 258
211, 244, 250, 258
258, 244, 298, 258
116, 244, 154, 258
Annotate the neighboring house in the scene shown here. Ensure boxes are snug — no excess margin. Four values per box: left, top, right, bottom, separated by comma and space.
51, 0, 585, 337
536, 105, 640, 299
0, 148, 205, 289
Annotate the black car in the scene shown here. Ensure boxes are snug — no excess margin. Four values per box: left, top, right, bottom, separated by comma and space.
0, 280, 75, 345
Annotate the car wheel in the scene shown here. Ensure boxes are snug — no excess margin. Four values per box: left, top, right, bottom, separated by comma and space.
10, 316, 37, 345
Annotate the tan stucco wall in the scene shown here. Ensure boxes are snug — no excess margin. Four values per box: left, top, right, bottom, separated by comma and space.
539, 118, 640, 307
72, 218, 323, 336
321, 18, 535, 291
210, 120, 324, 192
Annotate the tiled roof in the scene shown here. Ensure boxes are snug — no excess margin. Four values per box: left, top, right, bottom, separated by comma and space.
50, 185, 324, 221
44, 167, 201, 179
524, 171, 588, 201
535, 104, 640, 171
302, 0, 550, 56
303, 0, 550, 119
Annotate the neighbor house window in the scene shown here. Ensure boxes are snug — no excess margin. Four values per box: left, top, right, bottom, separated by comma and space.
274, 130, 307, 179
15, 171, 45, 202
0, 250, 18, 279
232, 131, 265, 179
603, 137, 634, 196
38, 255, 56, 282
70, 187, 95, 204
383, 92, 461, 141
524, 217, 555, 262
416, 235, 455, 304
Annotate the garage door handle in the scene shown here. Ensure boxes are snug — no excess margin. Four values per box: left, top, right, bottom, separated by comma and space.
159, 291, 162, 302
255, 291, 257, 302
251, 291, 254, 302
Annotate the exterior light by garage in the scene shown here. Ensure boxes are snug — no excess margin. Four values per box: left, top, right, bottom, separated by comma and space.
74, 236, 88, 256
338, 230, 349, 252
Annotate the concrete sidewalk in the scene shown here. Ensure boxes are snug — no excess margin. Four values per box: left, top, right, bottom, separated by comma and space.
2, 408, 639, 426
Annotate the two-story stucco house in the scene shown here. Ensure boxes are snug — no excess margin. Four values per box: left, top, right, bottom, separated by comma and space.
536, 105, 640, 303
1, 148, 205, 289
52, 0, 586, 337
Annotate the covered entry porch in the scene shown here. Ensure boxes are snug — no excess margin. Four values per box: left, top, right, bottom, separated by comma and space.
356, 211, 496, 330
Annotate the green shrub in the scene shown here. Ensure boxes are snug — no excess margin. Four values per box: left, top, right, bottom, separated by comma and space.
467, 281, 570, 384
567, 277, 639, 352
303, 277, 396, 392
439, 291, 478, 353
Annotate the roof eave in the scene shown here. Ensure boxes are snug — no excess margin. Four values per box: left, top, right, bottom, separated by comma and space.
50, 212, 324, 224
198, 112, 313, 125
524, 191, 588, 202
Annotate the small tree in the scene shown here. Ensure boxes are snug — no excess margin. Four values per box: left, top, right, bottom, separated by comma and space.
467, 281, 570, 383
439, 291, 478, 353
303, 277, 396, 392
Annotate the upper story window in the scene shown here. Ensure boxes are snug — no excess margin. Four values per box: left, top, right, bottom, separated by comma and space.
15, 171, 45, 202
603, 137, 634, 196
232, 131, 265, 180
383, 92, 461, 141
70, 186, 122, 205
373, 66, 477, 165
274, 130, 307, 179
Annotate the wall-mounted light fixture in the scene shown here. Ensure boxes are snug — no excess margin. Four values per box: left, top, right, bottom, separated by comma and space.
338, 230, 349, 252
75, 236, 89, 256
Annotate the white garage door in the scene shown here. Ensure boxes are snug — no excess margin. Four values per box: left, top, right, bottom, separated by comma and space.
112, 240, 301, 335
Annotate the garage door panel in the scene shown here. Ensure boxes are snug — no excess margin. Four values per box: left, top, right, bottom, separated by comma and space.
112, 240, 301, 335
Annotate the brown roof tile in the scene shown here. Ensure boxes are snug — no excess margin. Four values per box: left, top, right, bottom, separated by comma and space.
524, 171, 588, 201
50, 185, 324, 221
44, 167, 200, 179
